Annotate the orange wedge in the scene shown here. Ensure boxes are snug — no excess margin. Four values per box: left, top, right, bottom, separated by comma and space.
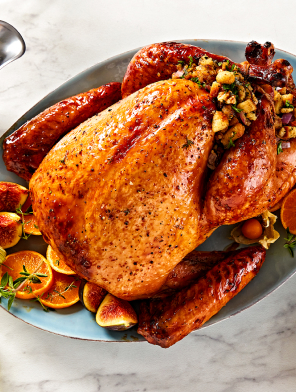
46, 245, 75, 275
281, 188, 296, 234
0, 251, 53, 299
39, 271, 81, 309
23, 214, 42, 235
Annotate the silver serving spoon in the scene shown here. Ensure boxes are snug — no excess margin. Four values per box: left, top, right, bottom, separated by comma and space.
0, 21, 25, 70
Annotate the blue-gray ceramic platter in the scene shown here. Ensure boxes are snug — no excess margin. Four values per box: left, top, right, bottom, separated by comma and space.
1, 39, 295, 342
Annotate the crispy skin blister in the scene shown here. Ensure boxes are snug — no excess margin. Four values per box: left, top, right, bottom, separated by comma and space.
3, 82, 122, 181
138, 245, 266, 348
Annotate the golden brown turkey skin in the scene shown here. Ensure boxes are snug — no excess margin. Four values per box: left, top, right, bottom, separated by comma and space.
3, 83, 122, 181
269, 137, 296, 209
122, 42, 235, 98
30, 79, 215, 300
137, 245, 266, 348
203, 95, 277, 228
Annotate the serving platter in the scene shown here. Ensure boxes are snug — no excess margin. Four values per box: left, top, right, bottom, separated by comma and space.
1, 39, 296, 342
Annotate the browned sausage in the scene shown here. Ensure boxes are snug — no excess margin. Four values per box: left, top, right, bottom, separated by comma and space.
154, 250, 236, 298
121, 42, 235, 98
137, 245, 266, 348
3, 82, 122, 181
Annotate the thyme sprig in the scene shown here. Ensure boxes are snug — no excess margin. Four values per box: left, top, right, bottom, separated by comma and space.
0, 260, 47, 310
16, 205, 33, 240
182, 137, 194, 149
284, 228, 296, 257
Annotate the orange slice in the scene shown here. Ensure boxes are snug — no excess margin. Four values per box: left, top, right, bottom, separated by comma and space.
0, 251, 53, 299
281, 188, 296, 234
23, 214, 42, 235
46, 245, 75, 275
39, 271, 81, 309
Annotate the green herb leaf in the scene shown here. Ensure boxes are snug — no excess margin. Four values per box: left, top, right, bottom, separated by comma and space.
285, 100, 294, 109
226, 132, 237, 149
188, 55, 194, 67
182, 137, 194, 149
284, 228, 296, 257
277, 141, 283, 155
232, 105, 242, 113
1, 272, 9, 288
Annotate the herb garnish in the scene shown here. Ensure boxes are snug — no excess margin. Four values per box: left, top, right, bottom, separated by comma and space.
232, 105, 242, 113
13, 264, 48, 287
188, 55, 194, 67
178, 60, 185, 66
33, 294, 49, 312
182, 137, 194, 149
284, 228, 296, 257
277, 141, 283, 155
285, 101, 294, 109
0, 261, 47, 310
226, 132, 237, 149
16, 205, 34, 240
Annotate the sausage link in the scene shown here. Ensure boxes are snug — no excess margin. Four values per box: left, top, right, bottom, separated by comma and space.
138, 245, 266, 348
3, 82, 122, 181
153, 250, 236, 298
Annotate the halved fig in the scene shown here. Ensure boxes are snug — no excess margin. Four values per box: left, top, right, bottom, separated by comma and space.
0, 212, 22, 249
96, 294, 138, 331
0, 182, 28, 212
79, 281, 107, 313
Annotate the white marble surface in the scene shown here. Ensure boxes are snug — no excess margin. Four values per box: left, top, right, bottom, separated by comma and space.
1, 0, 296, 391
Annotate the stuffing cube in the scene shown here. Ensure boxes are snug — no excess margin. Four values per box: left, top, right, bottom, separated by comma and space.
216, 70, 235, 85
281, 108, 293, 114
212, 111, 229, 133
210, 81, 221, 97
274, 90, 283, 114
229, 117, 239, 126
237, 99, 257, 113
274, 116, 282, 131
199, 56, 215, 67
246, 111, 257, 121
283, 126, 296, 139
221, 123, 245, 147
222, 105, 235, 119
281, 94, 293, 105
278, 87, 287, 95
217, 91, 236, 105
237, 85, 246, 102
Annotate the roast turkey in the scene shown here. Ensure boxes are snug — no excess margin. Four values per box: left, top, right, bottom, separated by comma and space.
28, 42, 296, 302
30, 79, 216, 300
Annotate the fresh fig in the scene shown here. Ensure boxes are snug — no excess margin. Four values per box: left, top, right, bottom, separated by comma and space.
0, 182, 28, 212
96, 293, 138, 331
79, 281, 107, 313
0, 212, 22, 249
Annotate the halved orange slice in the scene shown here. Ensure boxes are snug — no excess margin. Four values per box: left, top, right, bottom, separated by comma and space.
0, 250, 53, 299
40, 271, 81, 309
23, 214, 42, 235
281, 188, 296, 234
46, 245, 75, 275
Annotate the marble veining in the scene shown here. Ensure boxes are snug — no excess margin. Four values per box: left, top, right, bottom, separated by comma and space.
1, 0, 296, 391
